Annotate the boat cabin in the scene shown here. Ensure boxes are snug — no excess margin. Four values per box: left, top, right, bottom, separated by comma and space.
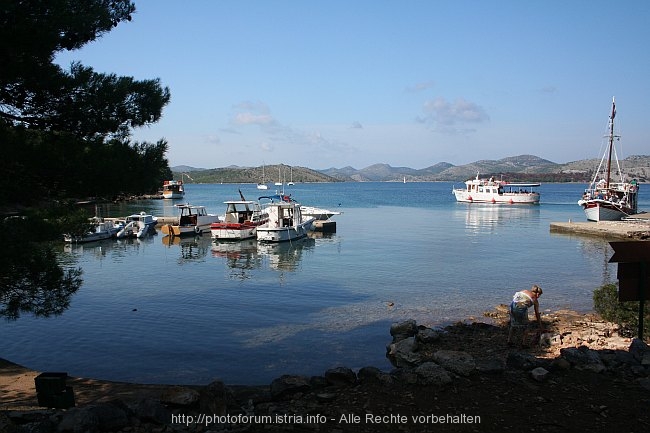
178, 205, 209, 226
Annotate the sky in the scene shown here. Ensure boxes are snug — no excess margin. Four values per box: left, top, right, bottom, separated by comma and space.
54, 0, 650, 170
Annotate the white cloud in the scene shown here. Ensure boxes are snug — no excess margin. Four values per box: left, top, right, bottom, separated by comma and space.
418, 97, 489, 133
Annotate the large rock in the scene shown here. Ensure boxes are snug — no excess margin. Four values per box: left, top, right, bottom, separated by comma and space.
561, 346, 603, 365
432, 350, 476, 377
130, 398, 170, 425
416, 327, 442, 344
58, 403, 129, 432
324, 367, 357, 386
269, 375, 311, 400
387, 337, 422, 367
390, 319, 418, 342
199, 380, 233, 416
414, 362, 453, 386
506, 352, 541, 371
161, 386, 200, 406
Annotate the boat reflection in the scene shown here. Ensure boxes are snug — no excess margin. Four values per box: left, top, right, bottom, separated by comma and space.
455, 204, 541, 234
211, 239, 261, 280
258, 237, 316, 272
210, 236, 317, 277
161, 233, 212, 262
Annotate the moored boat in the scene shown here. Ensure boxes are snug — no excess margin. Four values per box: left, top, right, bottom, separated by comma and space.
161, 204, 221, 237
210, 199, 269, 241
452, 173, 540, 204
300, 206, 342, 221
577, 97, 639, 222
116, 211, 158, 239
256, 196, 315, 242
64, 217, 121, 243
162, 180, 185, 199
257, 163, 269, 190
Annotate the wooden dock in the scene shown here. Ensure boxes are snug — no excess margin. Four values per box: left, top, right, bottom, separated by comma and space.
550, 213, 650, 240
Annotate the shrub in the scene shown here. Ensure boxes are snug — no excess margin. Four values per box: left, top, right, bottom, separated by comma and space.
593, 283, 650, 338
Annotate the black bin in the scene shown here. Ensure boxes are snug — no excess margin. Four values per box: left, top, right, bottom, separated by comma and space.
34, 372, 75, 409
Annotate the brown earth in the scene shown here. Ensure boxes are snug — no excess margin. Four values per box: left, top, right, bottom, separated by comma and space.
2, 307, 650, 432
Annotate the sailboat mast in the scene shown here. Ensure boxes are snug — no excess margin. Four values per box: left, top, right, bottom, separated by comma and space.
605, 96, 616, 189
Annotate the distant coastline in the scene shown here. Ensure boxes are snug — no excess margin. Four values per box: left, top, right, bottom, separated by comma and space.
172, 154, 650, 184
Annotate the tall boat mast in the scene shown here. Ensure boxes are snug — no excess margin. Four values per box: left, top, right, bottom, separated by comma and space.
605, 96, 616, 189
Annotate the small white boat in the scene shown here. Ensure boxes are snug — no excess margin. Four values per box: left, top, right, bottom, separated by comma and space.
256, 196, 315, 243
452, 173, 540, 204
287, 166, 295, 185
274, 166, 283, 186
257, 163, 269, 190
577, 97, 640, 221
116, 211, 158, 239
162, 180, 185, 199
210, 200, 269, 240
64, 217, 121, 243
300, 206, 342, 221
161, 204, 221, 237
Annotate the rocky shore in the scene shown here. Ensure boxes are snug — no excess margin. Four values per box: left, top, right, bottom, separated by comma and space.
2, 307, 650, 432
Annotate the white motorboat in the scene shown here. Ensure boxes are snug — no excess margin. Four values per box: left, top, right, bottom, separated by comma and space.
210, 199, 269, 240
452, 173, 540, 204
162, 179, 185, 199
577, 97, 640, 221
64, 217, 121, 243
256, 196, 315, 242
116, 211, 158, 239
161, 204, 221, 237
300, 206, 342, 221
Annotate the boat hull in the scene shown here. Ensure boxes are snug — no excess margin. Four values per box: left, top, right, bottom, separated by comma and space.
211, 223, 258, 240
579, 199, 631, 222
162, 191, 184, 199
257, 219, 315, 243
453, 190, 540, 204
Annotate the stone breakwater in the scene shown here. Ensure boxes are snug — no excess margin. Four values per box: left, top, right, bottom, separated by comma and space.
1, 310, 649, 433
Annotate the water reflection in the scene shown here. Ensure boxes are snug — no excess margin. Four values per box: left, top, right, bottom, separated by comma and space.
551, 233, 615, 286
211, 239, 261, 280
210, 236, 318, 278
161, 234, 212, 262
455, 204, 541, 234
1, 244, 82, 320
258, 237, 316, 272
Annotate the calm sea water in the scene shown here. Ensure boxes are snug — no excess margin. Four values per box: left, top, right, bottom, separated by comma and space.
2, 182, 648, 385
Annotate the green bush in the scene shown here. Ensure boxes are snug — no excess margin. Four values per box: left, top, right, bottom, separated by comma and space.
593, 283, 650, 338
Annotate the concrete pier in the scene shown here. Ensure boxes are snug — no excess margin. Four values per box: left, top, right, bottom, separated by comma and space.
550, 213, 650, 239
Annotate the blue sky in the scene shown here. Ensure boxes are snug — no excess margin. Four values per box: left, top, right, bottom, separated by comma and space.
54, 0, 650, 169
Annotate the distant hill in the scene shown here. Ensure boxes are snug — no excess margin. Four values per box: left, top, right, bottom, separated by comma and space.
172, 154, 650, 183
172, 164, 340, 184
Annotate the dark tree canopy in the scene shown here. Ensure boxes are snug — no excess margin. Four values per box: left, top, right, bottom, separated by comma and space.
0, 0, 170, 139
0, 0, 173, 205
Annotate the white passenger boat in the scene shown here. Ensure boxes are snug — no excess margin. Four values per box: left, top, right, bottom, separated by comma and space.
210, 200, 269, 240
452, 173, 540, 204
161, 204, 221, 237
577, 97, 639, 221
116, 211, 158, 239
162, 180, 185, 199
256, 196, 315, 243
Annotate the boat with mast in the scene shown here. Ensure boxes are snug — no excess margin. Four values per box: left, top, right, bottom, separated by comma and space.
257, 163, 269, 190
577, 97, 639, 221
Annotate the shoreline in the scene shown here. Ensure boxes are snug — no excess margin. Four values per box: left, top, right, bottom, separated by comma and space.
2, 307, 639, 401
0, 305, 650, 433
